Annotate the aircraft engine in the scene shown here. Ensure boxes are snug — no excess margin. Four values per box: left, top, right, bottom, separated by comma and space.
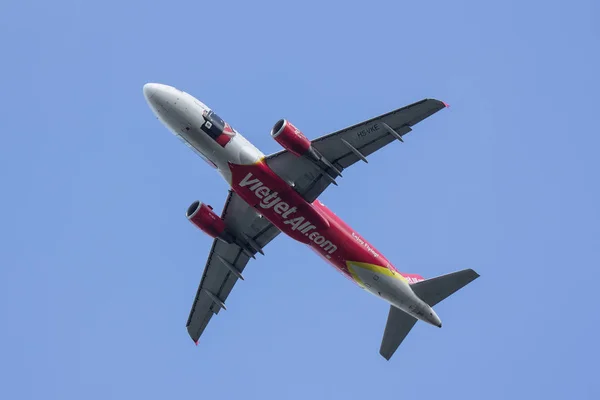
270, 119, 312, 157
270, 119, 342, 185
186, 201, 227, 239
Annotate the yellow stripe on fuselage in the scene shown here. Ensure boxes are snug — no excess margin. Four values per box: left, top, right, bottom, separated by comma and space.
346, 261, 407, 286
347, 263, 366, 288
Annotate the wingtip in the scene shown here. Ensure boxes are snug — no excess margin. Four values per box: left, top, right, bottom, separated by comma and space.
194, 339, 199, 346
442, 101, 450, 108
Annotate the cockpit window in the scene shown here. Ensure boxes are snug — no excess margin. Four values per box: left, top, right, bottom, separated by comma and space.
201, 110, 236, 147
206, 111, 225, 127
201, 111, 225, 139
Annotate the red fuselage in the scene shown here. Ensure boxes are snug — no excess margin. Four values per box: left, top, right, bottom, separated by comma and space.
142, 82, 441, 328
229, 160, 422, 285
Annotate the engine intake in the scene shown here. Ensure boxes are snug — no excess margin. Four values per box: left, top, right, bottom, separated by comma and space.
270, 119, 311, 157
186, 201, 227, 239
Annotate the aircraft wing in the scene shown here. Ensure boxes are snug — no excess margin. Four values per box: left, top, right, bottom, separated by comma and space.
186, 190, 280, 344
265, 99, 447, 202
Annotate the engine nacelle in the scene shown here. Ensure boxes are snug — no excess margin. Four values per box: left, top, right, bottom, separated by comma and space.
270, 119, 312, 157
186, 201, 227, 239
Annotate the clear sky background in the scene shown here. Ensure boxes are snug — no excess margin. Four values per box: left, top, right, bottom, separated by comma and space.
1, 0, 599, 399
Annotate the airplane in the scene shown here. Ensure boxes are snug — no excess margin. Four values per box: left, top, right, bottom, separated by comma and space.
143, 83, 480, 360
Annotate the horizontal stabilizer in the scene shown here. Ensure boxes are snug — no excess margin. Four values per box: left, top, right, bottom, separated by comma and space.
380, 306, 418, 360
411, 268, 480, 307
379, 269, 479, 360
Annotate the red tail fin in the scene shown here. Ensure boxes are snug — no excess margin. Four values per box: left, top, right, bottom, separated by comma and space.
400, 273, 425, 284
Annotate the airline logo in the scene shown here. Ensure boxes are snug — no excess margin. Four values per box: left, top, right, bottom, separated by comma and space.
239, 173, 338, 257
292, 125, 304, 138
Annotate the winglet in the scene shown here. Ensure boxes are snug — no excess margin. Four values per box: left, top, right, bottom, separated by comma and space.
442, 101, 450, 108
194, 340, 198, 346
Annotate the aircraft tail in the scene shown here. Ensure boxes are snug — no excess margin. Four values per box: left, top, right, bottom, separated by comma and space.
379, 268, 479, 360
380, 306, 418, 360
410, 268, 480, 307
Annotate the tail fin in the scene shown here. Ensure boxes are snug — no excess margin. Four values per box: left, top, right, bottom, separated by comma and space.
400, 272, 425, 284
410, 268, 480, 307
379, 268, 479, 360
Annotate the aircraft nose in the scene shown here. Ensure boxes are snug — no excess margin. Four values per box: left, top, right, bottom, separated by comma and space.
143, 83, 172, 117
143, 83, 161, 101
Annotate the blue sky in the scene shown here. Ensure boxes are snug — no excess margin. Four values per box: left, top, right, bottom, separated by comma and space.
1, 0, 599, 398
